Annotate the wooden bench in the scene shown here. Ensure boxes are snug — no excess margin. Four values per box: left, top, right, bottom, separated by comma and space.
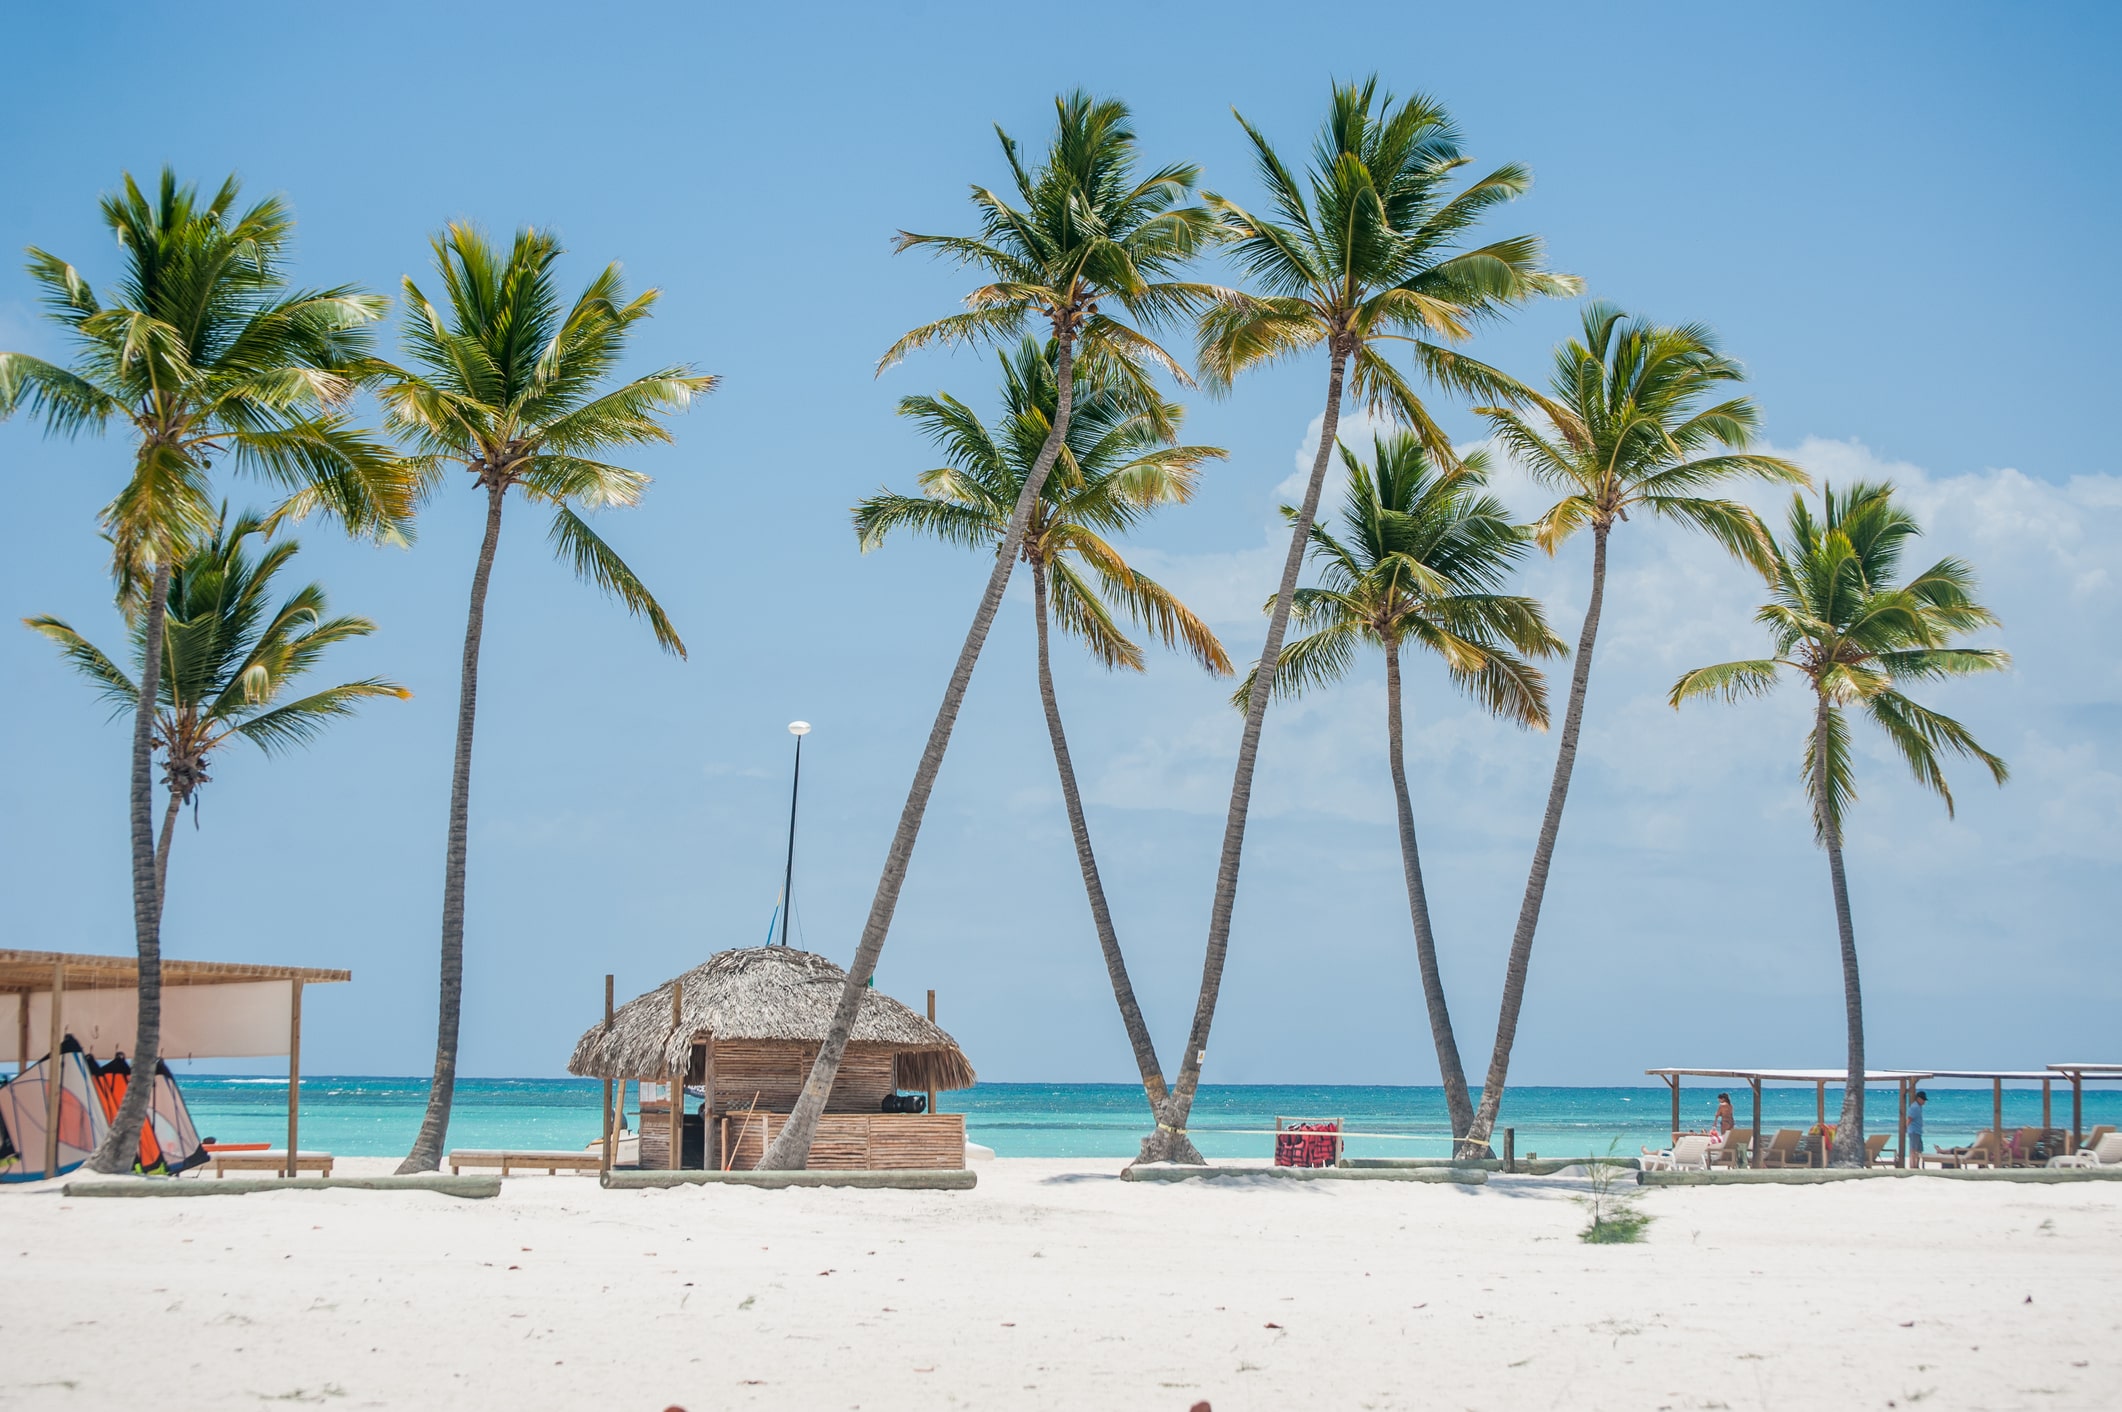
447, 1150, 604, 1176
211, 1151, 334, 1178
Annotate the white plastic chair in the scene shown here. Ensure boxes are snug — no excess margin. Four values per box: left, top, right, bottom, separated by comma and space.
1641, 1134, 1714, 1172
2049, 1132, 2122, 1168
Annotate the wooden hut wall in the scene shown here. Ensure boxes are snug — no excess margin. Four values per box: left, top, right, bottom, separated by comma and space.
709, 1038, 897, 1115
719, 1112, 966, 1171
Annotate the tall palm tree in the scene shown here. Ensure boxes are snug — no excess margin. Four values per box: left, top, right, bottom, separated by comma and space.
1237, 433, 1562, 1147
853, 336, 1229, 1149
26, 508, 409, 913
761, 92, 1214, 1169
0, 169, 414, 1171
1672, 482, 2006, 1164
1162, 77, 1575, 1163
1465, 302, 1807, 1148
371, 225, 716, 1173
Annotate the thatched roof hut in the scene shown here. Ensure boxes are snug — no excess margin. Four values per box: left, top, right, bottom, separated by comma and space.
567, 946, 975, 1094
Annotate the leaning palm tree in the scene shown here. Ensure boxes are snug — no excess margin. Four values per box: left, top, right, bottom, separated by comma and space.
26, 507, 409, 912
0, 169, 413, 1171
1672, 482, 2006, 1164
1163, 77, 1575, 1162
1237, 433, 1562, 1148
853, 336, 1229, 1149
371, 225, 716, 1172
1465, 302, 1808, 1149
761, 92, 1214, 1169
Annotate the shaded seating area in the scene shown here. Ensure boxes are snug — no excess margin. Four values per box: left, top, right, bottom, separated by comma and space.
1645, 1068, 1927, 1169
1909, 1071, 2083, 1168
1, 949, 348, 1180
568, 947, 975, 1174
2049, 1064, 2122, 1155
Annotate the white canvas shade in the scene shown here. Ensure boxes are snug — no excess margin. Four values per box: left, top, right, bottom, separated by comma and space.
0, 950, 349, 1178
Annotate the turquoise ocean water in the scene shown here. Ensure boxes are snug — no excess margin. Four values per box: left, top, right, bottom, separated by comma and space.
175, 1077, 2118, 1161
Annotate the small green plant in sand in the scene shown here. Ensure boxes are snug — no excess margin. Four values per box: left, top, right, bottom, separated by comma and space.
1578, 1142, 1651, 1244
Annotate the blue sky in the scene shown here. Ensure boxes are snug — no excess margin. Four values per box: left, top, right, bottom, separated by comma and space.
3, 1, 2116, 1086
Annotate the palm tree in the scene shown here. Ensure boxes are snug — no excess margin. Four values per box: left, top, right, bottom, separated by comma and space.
26, 508, 409, 912
1162, 77, 1575, 1163
760, 92, 1214, 1170
1465, 302, 1808, 1149
1671, 482, 2007, 1164
1237, 433, 1562, 1148
371, 225, 716, 1172
853, 336, 1229, 1150
0, 169, 414, 1172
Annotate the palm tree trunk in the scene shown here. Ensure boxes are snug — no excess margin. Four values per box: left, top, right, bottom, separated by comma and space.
1031, 556, 1195, 1156
87, 559, 173, 1174
153, 786, 183, 923
1817, 692, 1866, 1165
1383, 641, 1475, 1148
759, 335, 1080, 1170
1467, 521, 1610, 1147
398, 480, 507, 1174
1139, 346, 1349, 1166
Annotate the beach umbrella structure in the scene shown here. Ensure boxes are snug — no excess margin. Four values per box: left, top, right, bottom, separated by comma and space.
568, 947, 973, 1172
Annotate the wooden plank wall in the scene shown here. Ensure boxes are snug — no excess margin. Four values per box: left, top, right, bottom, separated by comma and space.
719, 1113, 965, 1171
708, 1039, 896, 1116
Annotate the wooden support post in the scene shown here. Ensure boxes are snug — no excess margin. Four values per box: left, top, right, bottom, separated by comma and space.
701, 1029, 715, 1141
44, 961, 64, 1179
1750, 1079, 1762, 1168
667, 979, 684, 1171
2042, 1078, 2052, 1134
601, 974, 615, 1176
2071, 1073, 2082, 1151
926, 989, 938, 1116
1502, 1127, 1515, 1174
1897, 1079, 1909, 1169
1814, 1081, 1825, 1129
1992, 1079, 2003, 1155
286, 979, 304, 1179
1668, 1075, 1680, 1143
15, 989, 28, 1077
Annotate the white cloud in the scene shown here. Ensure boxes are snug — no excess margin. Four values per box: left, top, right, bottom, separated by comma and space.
1090, 426, 2122, 868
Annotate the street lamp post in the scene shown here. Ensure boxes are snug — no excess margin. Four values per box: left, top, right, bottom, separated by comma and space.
777, 721, 810, 946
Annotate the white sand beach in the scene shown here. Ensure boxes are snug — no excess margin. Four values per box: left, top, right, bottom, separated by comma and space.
6, 1159, 2117, 1411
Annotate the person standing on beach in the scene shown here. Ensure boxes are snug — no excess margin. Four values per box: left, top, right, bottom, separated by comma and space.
1715, 1093, 1735, 1136
1909, 1091, 1927, 1157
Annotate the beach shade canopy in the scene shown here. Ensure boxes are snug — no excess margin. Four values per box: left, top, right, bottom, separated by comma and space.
1644, 1067, 1933, 1169
0, 949, 349, 1181
0, 950, 350, 1062
567, 946, 975, 1094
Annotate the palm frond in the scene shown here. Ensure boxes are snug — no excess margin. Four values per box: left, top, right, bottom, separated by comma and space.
546, 506, 685, 657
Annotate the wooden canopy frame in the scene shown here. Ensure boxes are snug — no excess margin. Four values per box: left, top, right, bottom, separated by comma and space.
1, 949, 349, 1179
1644, 1067, 1930, 1168
2048, 1064, 2122, 1151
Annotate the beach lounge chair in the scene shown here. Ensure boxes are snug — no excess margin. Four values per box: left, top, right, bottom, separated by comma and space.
210, 1150, 333, 1178
1864, 1133, 1892, 1166
447, 1149, 604, 1176
1758, 1130, 1805, 1169
1928, 1131, 2000, 1169
2048, 1132, 2122, 1168
1709, 1133, 1747, 1168
1640, 1134, 1714, 1172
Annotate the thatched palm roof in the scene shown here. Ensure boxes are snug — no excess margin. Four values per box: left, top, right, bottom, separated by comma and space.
566, 946, 975, 1091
